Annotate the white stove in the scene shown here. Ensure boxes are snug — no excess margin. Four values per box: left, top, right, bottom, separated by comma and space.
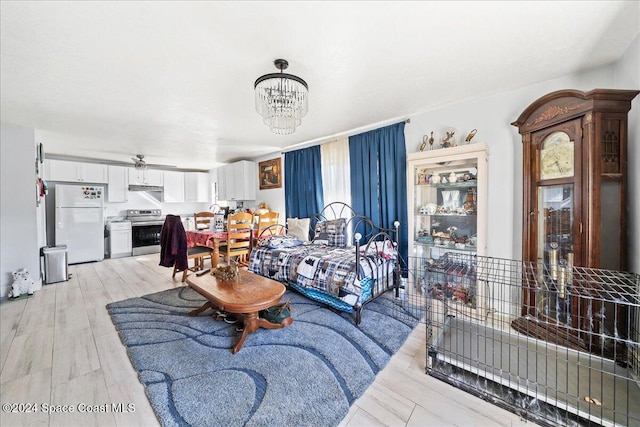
126, 209, 165, 224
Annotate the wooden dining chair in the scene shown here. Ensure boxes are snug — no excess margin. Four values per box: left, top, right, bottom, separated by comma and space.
173, 246, 213, 282
194, 211, 215, 230
221, 211, 253, 267
254, 211, 280, 245
160, 214, 213, 282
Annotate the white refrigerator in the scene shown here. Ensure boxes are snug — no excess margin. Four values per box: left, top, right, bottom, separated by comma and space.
55, 184, 105, 264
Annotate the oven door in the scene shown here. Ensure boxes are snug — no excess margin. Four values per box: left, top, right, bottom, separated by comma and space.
131, 223, 162, 255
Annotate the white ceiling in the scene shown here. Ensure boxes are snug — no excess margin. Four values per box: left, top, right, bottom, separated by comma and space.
1, 1, 639, 170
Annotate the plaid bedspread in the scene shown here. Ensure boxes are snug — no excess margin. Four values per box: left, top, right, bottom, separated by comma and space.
248, 244, 388, 300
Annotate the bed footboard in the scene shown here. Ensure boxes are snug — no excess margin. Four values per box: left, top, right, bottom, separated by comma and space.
351, 219, 401, 324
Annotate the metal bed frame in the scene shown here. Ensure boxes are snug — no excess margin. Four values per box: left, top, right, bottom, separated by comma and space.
253, 202, 401, 325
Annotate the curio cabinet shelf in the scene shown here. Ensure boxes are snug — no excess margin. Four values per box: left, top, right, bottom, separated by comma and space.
407, 143, 488, 316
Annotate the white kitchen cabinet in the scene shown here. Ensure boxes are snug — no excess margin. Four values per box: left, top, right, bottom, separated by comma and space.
128, 168, 163, 186
163, 170, 185, 203
216, 167, 227, 201
239, 161, 257, 200
107, 166, 128, 202
216, 160, 256, 201
108, 221, 132, 258
44, 159, 108, 183
185, 172, 210, 202
219, 164, 235, 200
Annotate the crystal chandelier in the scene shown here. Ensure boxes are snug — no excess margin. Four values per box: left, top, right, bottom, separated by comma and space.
254, 59, 308, 135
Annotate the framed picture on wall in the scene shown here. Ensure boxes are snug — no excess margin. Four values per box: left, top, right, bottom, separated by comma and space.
259, 157, 282, 190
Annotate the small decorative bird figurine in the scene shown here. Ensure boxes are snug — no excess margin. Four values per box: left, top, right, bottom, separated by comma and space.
442, 130, 455, 148
465, 129, 477, 143
428, 131, 434, 150
420, 135, 428, 151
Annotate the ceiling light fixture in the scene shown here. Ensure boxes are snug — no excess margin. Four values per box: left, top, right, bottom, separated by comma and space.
254, 59, 308, 135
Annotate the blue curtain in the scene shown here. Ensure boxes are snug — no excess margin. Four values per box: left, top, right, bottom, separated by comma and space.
285, 145, 324, 219
349, 123, 408, 266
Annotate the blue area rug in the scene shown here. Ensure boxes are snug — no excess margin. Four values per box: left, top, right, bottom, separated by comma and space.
107, 286, 419, 427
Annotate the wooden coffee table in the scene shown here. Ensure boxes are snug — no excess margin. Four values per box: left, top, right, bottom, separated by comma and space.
186, 269, 291, 353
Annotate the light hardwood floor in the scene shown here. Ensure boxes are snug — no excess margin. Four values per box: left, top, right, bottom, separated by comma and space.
0, 254, 532, 427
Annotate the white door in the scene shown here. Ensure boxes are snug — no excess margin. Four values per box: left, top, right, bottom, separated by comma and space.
55, 207, 104, 264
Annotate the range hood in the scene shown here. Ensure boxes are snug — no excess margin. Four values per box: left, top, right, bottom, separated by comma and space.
128, 185, 164, 202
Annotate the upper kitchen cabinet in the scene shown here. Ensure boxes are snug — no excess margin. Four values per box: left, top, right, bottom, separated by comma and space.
107, 166, 128, 202
163, 171, 185, 203
44, 159, 108, 183
217, 160, 256, 201
185, 172, 210, 203
128, 168, 163, 186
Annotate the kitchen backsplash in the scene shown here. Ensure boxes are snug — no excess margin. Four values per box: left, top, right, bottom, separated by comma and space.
105, 192, 209, 218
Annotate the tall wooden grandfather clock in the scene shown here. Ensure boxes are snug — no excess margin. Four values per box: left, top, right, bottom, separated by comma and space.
512, 89, 638, 273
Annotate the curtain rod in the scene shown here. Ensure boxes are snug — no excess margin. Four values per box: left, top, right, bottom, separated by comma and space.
280, 117, 411, 154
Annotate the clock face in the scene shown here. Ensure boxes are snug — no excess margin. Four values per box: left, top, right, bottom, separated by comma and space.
539, 131, 574, 180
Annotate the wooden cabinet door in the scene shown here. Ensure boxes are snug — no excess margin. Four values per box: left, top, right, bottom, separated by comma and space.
525, 118, 584, 267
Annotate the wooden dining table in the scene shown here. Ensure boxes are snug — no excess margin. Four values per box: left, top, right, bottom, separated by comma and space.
185, 229, 257, 266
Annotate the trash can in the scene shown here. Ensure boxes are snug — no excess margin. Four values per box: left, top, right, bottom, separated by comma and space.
41, 245, 68, 284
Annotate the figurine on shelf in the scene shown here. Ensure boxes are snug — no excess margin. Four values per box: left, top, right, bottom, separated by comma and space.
420, 135, 428, 151
465, 129, 477, 144
428, 131, 435, 150
447, 226, 458, 240
442, 130, 456, 148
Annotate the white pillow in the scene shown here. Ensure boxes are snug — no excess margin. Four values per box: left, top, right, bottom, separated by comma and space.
287, 217, 310, 243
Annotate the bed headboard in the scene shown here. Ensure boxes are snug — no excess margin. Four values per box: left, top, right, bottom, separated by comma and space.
258, 202, 399, 249
314, 202, 357, 222
308, 202, 398, 246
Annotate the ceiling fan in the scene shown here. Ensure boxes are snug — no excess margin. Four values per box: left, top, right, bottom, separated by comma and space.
131, 154, 176, 170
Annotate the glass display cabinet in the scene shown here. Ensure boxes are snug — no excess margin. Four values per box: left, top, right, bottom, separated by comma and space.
407, 143, 488, 312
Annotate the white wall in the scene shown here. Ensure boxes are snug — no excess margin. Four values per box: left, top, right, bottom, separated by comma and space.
404, 64, 618, 260
1, 123, 42, 298
103, 193, 209, 219
614, 32, 640, 273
